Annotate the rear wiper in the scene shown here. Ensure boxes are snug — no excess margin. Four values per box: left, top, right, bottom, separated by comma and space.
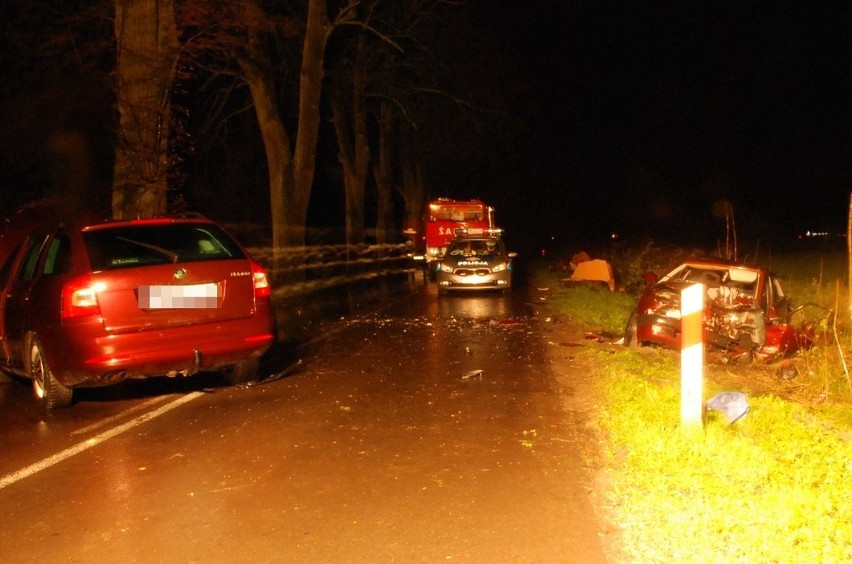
117, 236, 179, 263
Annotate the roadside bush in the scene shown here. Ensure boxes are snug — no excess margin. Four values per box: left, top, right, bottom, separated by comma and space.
604, 240, 707, 293
544, 239, 710, 293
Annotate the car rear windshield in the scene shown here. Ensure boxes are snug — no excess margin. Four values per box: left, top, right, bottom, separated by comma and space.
83, 223, 246, 271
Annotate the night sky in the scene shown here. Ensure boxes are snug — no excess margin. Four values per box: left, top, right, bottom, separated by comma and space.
2, 2, 851, 251
478, 2, 852, 248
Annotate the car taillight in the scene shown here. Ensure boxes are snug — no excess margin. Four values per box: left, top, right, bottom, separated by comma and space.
62, 275, 104, 319
251, 260, 271, 299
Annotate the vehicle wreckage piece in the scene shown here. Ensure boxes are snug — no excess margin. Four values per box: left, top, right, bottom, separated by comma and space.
561, 258, 616, 292
462, 369, 483, 381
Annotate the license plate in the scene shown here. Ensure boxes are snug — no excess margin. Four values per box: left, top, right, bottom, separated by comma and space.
138, 283, 220, 309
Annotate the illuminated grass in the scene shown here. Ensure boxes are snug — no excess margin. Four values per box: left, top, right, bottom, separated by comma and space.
588, 346, 852, 562
532, 255, 852, 561
532, 268, 635, 336
760, 249, 852, 405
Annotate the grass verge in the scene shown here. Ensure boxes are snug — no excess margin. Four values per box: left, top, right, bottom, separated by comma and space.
589, 346, 852, 562
532, 259, 852, 562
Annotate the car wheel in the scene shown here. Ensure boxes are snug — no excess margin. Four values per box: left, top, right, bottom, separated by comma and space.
624, 310, 640, 348
224, 357, 260, 385
735, 351, 754, 366
29, 337, 73, 410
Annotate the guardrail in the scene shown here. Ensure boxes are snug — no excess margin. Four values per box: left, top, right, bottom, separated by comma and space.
245, 242, 420, 299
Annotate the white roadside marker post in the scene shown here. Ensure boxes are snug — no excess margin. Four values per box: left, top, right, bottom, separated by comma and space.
681, 283, 704, 428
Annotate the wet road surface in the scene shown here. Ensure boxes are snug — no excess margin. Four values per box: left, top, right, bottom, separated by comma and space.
0, 282, 607, 563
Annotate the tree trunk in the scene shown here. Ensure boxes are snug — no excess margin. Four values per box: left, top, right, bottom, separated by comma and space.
239, 0, 330, 264
238, 0, 294, 264
238, 58, 294, 259
289, 0, 332, 246
374, 100, 395, 243
112, 0, 179, 219
398, 121, 427, 233
331, 36, 370, 246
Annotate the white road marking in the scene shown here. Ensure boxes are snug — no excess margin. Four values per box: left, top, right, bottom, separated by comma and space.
0, 392, 204, 490
70, 396, 167, 436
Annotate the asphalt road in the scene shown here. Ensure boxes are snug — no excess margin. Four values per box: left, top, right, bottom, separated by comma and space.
0, 281, 608, 563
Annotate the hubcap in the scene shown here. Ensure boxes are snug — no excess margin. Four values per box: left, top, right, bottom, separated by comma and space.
31, 347, 46, 399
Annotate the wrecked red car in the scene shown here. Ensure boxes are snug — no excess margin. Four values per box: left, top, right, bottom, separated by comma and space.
623, 257, 815, 362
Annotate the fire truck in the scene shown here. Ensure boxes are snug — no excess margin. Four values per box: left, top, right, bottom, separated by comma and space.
410, 198, 497, 275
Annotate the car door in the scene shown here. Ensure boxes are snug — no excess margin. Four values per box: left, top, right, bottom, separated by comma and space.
2, 232, 51, 367
0, 240, 27, 365
762, 272, 799, 353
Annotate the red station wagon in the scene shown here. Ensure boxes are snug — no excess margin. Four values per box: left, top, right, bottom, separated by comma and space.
0, 213, 275, 409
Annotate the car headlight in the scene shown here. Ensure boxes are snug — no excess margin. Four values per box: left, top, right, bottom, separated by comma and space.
491, 262, 507, 273
440, 263, 454, 273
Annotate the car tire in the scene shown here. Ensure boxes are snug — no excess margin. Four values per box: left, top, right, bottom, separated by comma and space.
224, 357, 260, 385
624, 310, 640, 348
29, 337, 73, 410
735, 351, 754, 366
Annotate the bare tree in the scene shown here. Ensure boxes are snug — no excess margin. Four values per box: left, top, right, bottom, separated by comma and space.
181, 0, 358, 260
397, 118, 427, 234
329, 34, 370, 245
372, 98, 395, 243
112, 0, 180, 219
326, 0, 467, 245
373, 0, 530, 235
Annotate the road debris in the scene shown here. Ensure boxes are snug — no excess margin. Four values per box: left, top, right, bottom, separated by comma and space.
777, 361, 799, 381
235, 358, 305, 389
461, 369, 483, 381
584, 332, 606, 343
705, 391, 750, 424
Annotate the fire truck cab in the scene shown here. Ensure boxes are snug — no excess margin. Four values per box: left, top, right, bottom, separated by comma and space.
412, 198, 496, 276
